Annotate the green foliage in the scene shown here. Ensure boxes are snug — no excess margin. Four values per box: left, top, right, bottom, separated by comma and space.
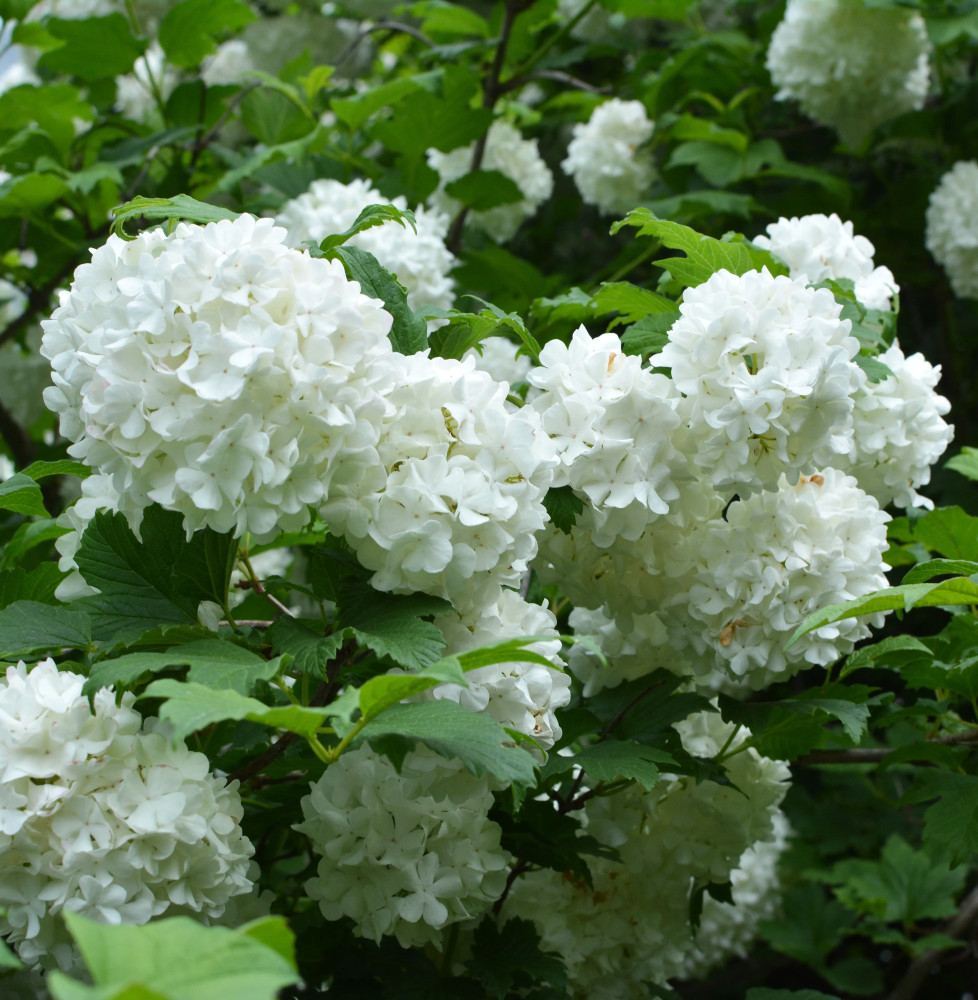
465, 917, 568, 999
542, 485, 585, 534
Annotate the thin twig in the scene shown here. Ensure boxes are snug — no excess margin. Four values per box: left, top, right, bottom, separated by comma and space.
886, 883, 978, 1000
501, 69, 613, 96
795, 729, 978, 766
191, 80, 262, 158
334, 19, 435, 68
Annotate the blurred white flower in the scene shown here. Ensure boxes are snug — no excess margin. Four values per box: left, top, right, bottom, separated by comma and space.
925, 160, 978, 299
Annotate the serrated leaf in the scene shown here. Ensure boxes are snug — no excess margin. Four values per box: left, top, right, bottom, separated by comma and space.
38, 14, 146, 82
266, 618, 346, 680
0, 472, 47, 516
621, 312, 674, 358
759, 883, 855, 970
58, 912, 296, 1000
145, 679, 335, 743
592, 281, 678, 325
466, 917, 567, 999
326, 244, 427, 356
574, 740, 668, 790
840, 634, 932, 679
316, 203, 417, 254
0, 600, 93, 659
853, 353, 895, 383
909, 771, 978, 866
357, 658, 467, 722
111, 195, 238, 239
444, 170, 523, 211
158, 0, 257, 68
610, 209, 788, 288
356, 700, 536, 785
84, 639, 284, 697
912, 506, 978, 561
543, 485, 585, 534
0, 564, 63, 608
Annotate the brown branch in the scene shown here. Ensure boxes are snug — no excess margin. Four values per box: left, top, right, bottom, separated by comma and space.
227, 731, 298, 785
886, 883, 978, 1000
500, 69, 613, 96
795, 729, 978, 766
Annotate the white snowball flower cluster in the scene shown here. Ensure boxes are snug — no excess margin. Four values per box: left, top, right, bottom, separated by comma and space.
427, 121, 554, 243
925, 160, 978, 300
296, 744, 510, 948
428, 590, 571, 750
41, 214, 395, 542
0, 660, 254, 971
115, 43, 179, 122
561, 99, 656, 215
321, 352, 556, 613
831, 341, 953, 509
201, 39, 255, 87
766, 0, 931, 146
529, 327, 684, 537
658, 268, 861, 497
753, 213, 899, 311
502, 711, 789, 997
463, 336, 534, 398
275, 177, 457, 317
684, 469, 889, 688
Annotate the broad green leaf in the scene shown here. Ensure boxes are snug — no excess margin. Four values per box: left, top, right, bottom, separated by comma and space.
946, 446, 978, 482
670, 113, 748, 152
543, 485, 585, 534
0, 83, 92, 157
0, 519, 69, 573
621, 313, 675, 358
111, 195, 238, 239
444, 170, 524, 211
326, 244, 428, 356
906, 771, 978, 866
853, 354, 894, 384
239, 86, 316, 146
610, 209, 788, 288
18, 460, 90, 481
427, 305, 540, 362
58, 912, 296, 1000
0, 600, 93, 659
574, 740, 669, 791
451, 636, 561, 673
145, 678, 335, 743
84, 639, 284, 697
357, 658, 467, 722
38, 15, 146, 81
0, 173, 69, 218
759, 883, 855, 972
840, 634, 932, 679
158, 0, 257, 68
902, 558, 978, 584
356, 700, 536, 785
416, 3, 491, 38
317, 204, 417, 253
592, 281, 678, 325
912, 506, 978, 561
927, 9, 978, 44
330, 73, 438, 130
0, 564, 63, 608
266, 617, 346, 680
0, 472, 47, 516
0, 934, 21, 968
466, 917, 567, 1000
49, 977, 169, 1000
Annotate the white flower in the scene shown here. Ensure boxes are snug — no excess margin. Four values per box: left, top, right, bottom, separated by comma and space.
502, 711, 789, 996
0, 660, 254, 971
561, 99, 655, 215
753, 213, 898, 311
115, 42, 179, 122
766, 0, 931, 146
42, 214, 396, 542
275, 177, 456, 318
658, 268, 861, 498
925, 160, 978, 300
296, 744, 510, 948
683, 469, 890, 688
829, 341, 953, 509
427, 122, 554, 243
463, 336, 534, 398
428, 590, 571, 749
321, 352, 556, 614
201, 40, 254, 87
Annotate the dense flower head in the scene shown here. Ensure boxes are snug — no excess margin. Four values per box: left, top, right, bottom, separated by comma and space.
766, 0, 931, 146
753, 213, 899, 311
296, 744, 510, 947
275, 177, 457, 316
0, 659, 254, 971
658, 268, 861, 497
463, 336, 534, 398
321, 352, 556, 613
115, 43, 179, 122
925, 160, 978, 300
528, 327, 685, 536
201, 39, 255, 87
830, 341, 953, 509
428, 590, 571, 749
427, 121, 554, 243
561, 98, 656, 215
502, 711, 790, 996
41, 214, 396, 541
683, 469, 889, 688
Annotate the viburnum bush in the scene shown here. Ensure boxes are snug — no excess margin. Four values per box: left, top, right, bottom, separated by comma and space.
1, 2, 978, 999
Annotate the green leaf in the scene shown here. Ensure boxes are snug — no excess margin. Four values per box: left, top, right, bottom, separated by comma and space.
444, 170, 524, 211
946, 446, 978, 482
759, 883, 855, 971
357, 657, 467, 722
0, 564, 63, 608
0, 934, 21, 969
356, 700, 536, 785
543, 485, 585, 535
317, 203, 417, 253
0, 173, 69, 219
0, 83, 92, 158
902, 558, 978, 584
427, 304, 540, 362
239, 86, 316, 146
0, 519, 69, 574
145, 678, 335, 743
56, 912, 296, 1000
840, 634, 932, 679
592, 281, 678, 326
38, 15, 146, 82
85, 639, 284, 697
600, 0, 696, 19
0, 472, 47, 516
670, 113, 748, 152
18, 460, 90, 481
610, 209, 788, 288
326, 244, 428, 356
466, 917, 567, 1000
621, 312, 675, 358
158, 0, 257, 68
337, 584, 449, 672
689, 880, 733, 933
0, 600, 93, 659
574, 740, 668, 791
822, 835, 966, 923
266, 617, 346, 680
330, 73, 438, 130
111, 195, 238, 239
909, 771, 978, 866
912, 506, 978, 561
853, 353, 895, 384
